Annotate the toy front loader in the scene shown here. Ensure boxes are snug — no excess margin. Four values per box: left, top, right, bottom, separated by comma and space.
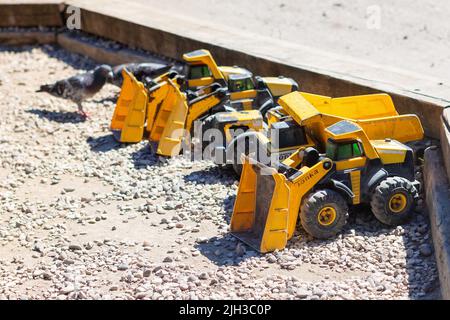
231, 154, 333, 253
231, 117, 422, 253
151, 83, 230, 157
110, 49, 299, 137
110, 69, 231, 156
183, 49, 226, 89
110, 69, 180, 143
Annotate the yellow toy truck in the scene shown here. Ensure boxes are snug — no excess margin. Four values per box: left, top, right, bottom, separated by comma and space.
229, 92, 424, 253
109, 49, 298, 151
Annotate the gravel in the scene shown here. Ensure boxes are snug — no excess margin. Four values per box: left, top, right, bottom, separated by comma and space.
0, 43, 440, 300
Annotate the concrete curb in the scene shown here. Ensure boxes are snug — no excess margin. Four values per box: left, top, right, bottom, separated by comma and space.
424, 147, 450, 300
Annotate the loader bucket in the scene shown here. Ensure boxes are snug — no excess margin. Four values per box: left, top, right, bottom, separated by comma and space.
110, 70, 148, 143
153, 82, 189, 157
230, 155, 334, 253
110, 70, 136, 130
230, 159, 291, 253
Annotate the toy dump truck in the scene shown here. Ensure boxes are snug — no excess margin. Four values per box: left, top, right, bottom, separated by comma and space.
110, 49, 298, 148
229, 92, 425, 253
209, 92, 424, 175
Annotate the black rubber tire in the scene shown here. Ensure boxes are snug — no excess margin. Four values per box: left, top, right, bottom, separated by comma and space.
258, 99, 276, 120
370, 176, 418, 226
199, 115, 216, 152
300, 189, 349, 239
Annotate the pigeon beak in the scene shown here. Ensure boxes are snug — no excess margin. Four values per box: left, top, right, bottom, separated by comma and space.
107, 71, 114, 81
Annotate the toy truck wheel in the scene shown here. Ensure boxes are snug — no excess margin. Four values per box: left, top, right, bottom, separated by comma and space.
258, 99, 276, 119
370, 177, 419, 226
300, 189, 349, 239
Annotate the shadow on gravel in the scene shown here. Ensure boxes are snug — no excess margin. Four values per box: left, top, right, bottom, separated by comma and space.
41, 43, 96, 71
0, 45, 34, 54
401, 212, 441, 300
350, 207, 440, 299
195, 235, 259, 267
27, 108, 86, 124
183, 166, 236, 185
86, 134, 123, 153
290, 205, 440, 299
194, 193, 256, 266
92, 96, 118, 104
130, 144, 160, 169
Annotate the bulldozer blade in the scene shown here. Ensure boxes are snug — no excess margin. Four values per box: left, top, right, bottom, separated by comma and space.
231, 159, 290, 253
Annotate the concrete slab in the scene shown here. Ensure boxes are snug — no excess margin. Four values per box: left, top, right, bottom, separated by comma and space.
424, 147, 450, 300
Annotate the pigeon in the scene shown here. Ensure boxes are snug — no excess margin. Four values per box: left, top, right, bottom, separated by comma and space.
109, 62, 178, 87
37, 64, 113, 118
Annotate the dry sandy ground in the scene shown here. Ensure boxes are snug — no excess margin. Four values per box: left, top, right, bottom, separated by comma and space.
139, 0, 450, 83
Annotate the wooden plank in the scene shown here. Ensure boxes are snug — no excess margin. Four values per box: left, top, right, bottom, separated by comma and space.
424, 147, 450, 300
0, 31, 56, 45
56, 32, 168, 66
0, 3, 63, 27
443, 107, 450, 129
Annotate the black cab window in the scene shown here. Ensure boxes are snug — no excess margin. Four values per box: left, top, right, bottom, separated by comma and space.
326, 140, 364, 161
229, 78, 254, 92
189, 65, 212, 79
245, 78, 255, 90
326, 141, 337, 160
337, 144, 352, 160
352, 142, 363, 157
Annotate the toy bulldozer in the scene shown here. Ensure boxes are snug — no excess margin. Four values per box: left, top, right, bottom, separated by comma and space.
230, 92, 424, 253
